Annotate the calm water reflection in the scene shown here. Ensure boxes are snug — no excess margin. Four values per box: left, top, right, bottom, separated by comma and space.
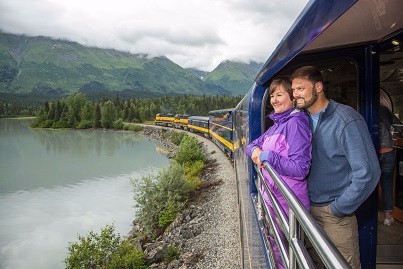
0, 118, 169, 269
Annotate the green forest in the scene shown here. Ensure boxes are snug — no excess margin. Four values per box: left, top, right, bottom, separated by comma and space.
29, 93, 242, 129
0, 99, 39, 117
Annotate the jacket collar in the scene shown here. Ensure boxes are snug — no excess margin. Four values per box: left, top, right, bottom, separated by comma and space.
269, 107, 295, 123
322, 99, 338, 118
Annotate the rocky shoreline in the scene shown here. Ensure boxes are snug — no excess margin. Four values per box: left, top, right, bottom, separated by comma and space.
131, 125, 241, 269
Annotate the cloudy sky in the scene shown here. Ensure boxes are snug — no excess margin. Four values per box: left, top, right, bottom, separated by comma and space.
0, 0, 309, 71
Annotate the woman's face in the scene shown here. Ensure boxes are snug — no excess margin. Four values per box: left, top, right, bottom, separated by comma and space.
270, 84, 294, 113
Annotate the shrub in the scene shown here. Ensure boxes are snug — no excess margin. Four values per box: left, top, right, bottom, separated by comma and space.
163, 245, 179, 262
183, 160, 204, 189
158, 198, 182, 228
108, 240, 148, 269
64, 224, 147, 269
123, 123, 144, 132
159, 129, 169, 140
30, 109, 46, 127
186, 176, 202, 191
113, 118, 124, 129
132, 173, 159, 237
76, 119, 92, 129
132, 162, 190, 237
52, 118, 68, 128
184, 160, 204, 180
175, 136, 205, 165
169, 131, 186, 145
42, 119, 54, 128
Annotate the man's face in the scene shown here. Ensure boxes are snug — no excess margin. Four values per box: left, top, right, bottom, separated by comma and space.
292, 77, 318, 109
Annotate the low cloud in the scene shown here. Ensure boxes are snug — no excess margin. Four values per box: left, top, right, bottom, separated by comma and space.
0, 0, 308, 71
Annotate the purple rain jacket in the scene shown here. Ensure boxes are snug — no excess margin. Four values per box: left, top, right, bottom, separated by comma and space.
245, 108, 312, 214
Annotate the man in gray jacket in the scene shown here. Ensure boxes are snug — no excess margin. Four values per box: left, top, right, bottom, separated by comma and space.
291, 66, 380, 269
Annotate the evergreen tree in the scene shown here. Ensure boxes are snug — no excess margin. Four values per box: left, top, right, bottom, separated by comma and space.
44, 101, 50, 115
54, 100, 61, 122
93, 102, 102, 128
123, 100, 130, 121
66, 93, 87, 127
47, 102, 55, 120
100, 100, 116, 129
80, 101, 94, 121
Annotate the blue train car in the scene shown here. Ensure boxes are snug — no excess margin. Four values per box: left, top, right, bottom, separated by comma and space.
209, 108, 234, 158
233, 0, 403, 268
187, 116, 209, 137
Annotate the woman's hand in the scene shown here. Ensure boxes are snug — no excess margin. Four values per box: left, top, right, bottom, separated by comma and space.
251, 147, 263, 167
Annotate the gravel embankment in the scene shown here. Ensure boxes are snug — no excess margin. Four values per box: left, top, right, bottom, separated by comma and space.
184, 132, 241, 269
138, 125, 241, 269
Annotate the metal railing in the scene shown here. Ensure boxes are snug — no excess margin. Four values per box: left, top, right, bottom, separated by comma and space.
253, 162, 351, 269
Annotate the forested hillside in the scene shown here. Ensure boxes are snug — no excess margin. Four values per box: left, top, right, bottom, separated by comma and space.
0, 32, 262, 100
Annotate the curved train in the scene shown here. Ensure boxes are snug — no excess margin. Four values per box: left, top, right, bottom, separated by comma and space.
155, 109, 234, 158
156, 0, 403, 268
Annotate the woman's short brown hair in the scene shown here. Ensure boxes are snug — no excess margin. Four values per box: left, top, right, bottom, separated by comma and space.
269, 77, 293, 100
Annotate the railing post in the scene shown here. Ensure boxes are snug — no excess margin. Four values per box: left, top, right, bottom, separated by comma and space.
289, 210, 297, 269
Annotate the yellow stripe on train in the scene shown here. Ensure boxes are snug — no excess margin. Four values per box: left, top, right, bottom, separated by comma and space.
157, 116, 175, 122
209, 130, 234, 151
210, 122, 233, 131
176, 119, 188, 124
188, 124, 209, 134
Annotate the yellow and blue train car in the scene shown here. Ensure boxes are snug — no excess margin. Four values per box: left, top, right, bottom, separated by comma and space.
187, 116, 209, 137
155, 113, 175, 126
174, 114, 190, 129
208, 108, 234, 158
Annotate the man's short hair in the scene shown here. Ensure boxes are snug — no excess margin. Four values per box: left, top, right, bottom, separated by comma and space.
290, 66, 323, 84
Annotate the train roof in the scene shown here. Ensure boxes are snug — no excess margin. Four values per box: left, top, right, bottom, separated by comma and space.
256, 0, 403, 85
175, 114, 190, 118
208, 108, 234, 115
156, 113, 175, 116
188, 116, 209, 121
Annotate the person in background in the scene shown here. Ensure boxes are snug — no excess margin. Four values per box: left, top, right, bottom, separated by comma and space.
291, 66, 380, 269
245, 77, 312, 268
379, 102, 395, 225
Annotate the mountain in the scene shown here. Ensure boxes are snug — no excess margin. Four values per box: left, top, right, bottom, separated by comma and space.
0, 32, 262, 100
186, 68, 207, 79
203, 60, 263, 96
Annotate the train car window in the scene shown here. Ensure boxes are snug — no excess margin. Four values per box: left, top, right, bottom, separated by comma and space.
262, 59, 358, 130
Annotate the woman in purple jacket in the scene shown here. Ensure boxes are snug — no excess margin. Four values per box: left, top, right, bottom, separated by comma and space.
246, 77, 311, 268
246, 77, 311, 213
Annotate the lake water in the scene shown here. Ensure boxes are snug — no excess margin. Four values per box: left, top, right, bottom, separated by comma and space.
0, 118, 169, 269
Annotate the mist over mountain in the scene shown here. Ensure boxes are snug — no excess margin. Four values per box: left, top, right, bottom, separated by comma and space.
0, 32, 263, 101
203, 60, 263, 96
